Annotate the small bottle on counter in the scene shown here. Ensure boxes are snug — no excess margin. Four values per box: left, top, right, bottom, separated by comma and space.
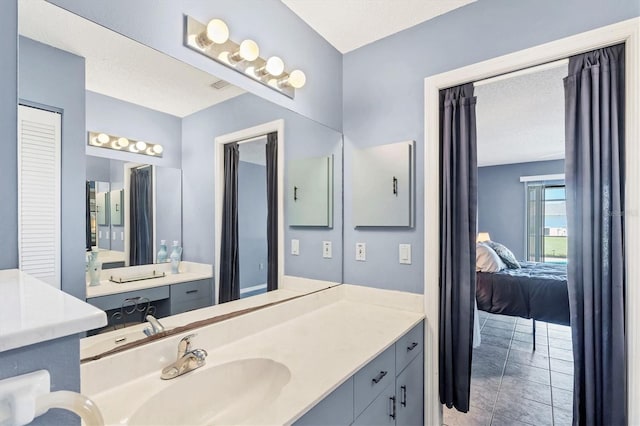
87, 249, 102, 286
170, 241, 182, 274
157, 240, 168, 263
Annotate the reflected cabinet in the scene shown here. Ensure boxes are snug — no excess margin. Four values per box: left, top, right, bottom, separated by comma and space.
288, 155, 334, 227
352, 141, 415, 227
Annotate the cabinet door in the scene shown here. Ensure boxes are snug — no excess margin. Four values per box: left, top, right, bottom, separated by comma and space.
352, 383, 396, 426
96, 192, 108, 225
395, 352, 424, 426
353, 141, 414, 227
294, 378, 353, 426
110, 189, 124, 226
288, 155, 333, 227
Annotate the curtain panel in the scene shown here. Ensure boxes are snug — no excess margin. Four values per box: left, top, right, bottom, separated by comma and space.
219, 142, 240, 303
439, 83, 478, 412
564, 43, 626, 426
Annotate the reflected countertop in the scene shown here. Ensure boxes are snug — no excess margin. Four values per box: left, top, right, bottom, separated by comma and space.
85, 261, 213, 299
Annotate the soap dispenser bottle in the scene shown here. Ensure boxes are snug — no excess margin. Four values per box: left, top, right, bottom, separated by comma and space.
170, 241, 182, 274
157, 240, 168, 263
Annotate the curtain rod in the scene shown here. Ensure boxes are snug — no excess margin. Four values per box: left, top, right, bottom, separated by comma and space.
474, 58, 569, 87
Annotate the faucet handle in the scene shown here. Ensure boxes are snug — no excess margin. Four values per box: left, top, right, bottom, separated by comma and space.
178, 333, 197, 357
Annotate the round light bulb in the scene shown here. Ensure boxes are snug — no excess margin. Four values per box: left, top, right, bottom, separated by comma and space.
110, 141, 121, 150
288, 70, 306, 89
152, 144, 164, 154
97, 133, 110, 144
265, 56, 284, 77
146, 147, 155, 155
135, 141, 147, 151
129, 145, 139, 153
238, 39, 259, 61
206, 19, 229, 44
117, 137, 129, 148
91, 137, 101, 146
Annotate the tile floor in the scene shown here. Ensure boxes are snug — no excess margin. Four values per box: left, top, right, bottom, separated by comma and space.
443, 311, 574, 426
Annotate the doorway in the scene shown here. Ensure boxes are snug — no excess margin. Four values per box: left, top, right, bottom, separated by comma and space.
423, 19, 640, 426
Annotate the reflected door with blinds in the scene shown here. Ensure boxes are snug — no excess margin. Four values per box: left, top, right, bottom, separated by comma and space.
18, 105, 61, 288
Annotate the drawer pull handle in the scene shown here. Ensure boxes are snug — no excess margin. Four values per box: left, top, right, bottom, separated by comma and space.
389, 396, 396, 420
400, 385, 407, 407
407, 342, 418, 351
186, 290, 199, 294
372, 370, 387, 384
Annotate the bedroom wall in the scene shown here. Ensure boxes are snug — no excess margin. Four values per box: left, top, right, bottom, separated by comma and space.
477, 160, 565, 260
238, 160, 268, 289
342, 0, 639, 293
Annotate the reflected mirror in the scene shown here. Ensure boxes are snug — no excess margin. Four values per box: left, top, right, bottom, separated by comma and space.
18, 0, 343, 359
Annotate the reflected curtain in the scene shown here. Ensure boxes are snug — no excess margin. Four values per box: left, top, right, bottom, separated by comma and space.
266, 132, 278, 292
564, 43, 626, 426
219, 142, 240, 303
86, 181, 92, 251
439, 83, 477, 413
130, 166, 153, 266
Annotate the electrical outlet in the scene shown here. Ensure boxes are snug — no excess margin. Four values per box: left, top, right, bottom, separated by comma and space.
356, 242, 366, 261
112, 231, 116, 240
98, 230, 102, 239
259, 263, 264, 270
399, 244, 412, 265
323, 241, 332, 259
291, 239, 300, 256
121, 231, 124, 240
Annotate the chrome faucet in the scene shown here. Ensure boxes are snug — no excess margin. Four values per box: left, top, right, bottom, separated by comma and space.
161, 334, 208, 380
143, 315, 165, 336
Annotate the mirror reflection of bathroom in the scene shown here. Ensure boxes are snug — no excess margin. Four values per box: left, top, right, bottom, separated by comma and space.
237, 137, 269, 298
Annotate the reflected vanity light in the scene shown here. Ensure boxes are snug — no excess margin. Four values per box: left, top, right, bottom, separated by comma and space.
184, 15, 306, 99
88, 131, 163, 158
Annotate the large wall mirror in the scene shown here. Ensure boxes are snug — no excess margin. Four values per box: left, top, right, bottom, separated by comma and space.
18, 1, 343, 358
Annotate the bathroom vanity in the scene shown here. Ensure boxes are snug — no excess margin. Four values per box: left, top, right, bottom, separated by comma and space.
80, 285, 425, 425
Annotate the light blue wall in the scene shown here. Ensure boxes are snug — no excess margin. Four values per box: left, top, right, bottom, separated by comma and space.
19, 36, 86, 300
48, 0, 343, 131
342, 0, 640, 293
0, 336, 81, 425
181, 93, 343, 297
238, 160, 268, 289
86, 91, 182, 169
0, 0, 17, 269
478, 160, 565, 260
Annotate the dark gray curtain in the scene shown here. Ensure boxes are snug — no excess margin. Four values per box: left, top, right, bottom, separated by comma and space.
439, 83, 477, 412
266, 132, 278, 292
219, 142, 240, 303
564, 43, 626, 426
130, 167, 153, 266
86, 181, 92, 251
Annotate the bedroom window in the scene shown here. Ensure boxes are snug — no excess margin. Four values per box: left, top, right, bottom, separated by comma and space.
526, 181, 567, 263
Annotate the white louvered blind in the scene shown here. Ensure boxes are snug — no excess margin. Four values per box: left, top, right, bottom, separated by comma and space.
18, 105, 61, 289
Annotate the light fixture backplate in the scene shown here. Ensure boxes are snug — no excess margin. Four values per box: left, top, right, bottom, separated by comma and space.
183, 15, 296, 99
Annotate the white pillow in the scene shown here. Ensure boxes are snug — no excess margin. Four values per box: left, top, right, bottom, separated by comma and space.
476, 243, 505, 272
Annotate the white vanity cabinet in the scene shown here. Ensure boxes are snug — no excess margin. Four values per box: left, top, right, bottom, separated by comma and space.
288, 155, 333, 227
294, 321, 424, 426
352, 141, 414, 227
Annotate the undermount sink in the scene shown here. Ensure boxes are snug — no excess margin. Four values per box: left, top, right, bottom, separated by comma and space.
127, 358, 291, 425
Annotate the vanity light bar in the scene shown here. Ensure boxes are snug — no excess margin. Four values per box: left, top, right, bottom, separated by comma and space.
183, 15, 306, 99
87, 131, 164, 158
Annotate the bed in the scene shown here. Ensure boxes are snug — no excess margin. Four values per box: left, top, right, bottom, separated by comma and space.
476, 261, 570, 348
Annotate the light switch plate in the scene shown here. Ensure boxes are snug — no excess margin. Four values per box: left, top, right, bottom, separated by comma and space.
112, 231, 116, 240
121, 231, 124, 240
323, 241, 332, 259
291, 239, 300, 256
98, 231, 102, 238
356, 242, 366, 261
399, 243, 411, 264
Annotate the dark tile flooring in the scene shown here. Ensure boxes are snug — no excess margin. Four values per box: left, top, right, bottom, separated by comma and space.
443, 311, 574, 426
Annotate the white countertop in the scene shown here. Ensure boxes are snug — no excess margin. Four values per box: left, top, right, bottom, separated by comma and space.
82, 284, 424, 425
0, 269, 107, 352
86, 261, 213, 299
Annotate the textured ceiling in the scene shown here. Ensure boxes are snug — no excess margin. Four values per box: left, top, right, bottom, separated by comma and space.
475, 65, 568, 167
281, 0, 475, 53
19, 0, 245, 118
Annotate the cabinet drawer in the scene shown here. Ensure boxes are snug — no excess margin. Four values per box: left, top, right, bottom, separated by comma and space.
170, 298, 210, 315
87, 285, 170, 312
354, 345, 395, 417
396, 321, 424, 374
170, 279, 212, 305
352, 382, 396, 426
